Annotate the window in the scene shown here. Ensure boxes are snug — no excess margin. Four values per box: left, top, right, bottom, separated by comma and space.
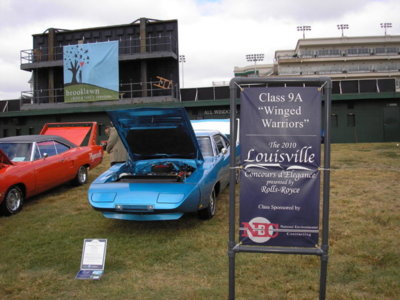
221, 134, 230, 148
196, 137, 213, 156
213, 134, 229, 155
346, 48, 358, 55
386, 47, 397, 54
375, 47, 386, 54
37, 141, 57, 157
0, 143, 33, 162
317, 49, 328, 56
358, 48, 370, 55
37, 140, 70, 157
317, 49, 340, 57
54, 141, 70, 154
213, 135, 225, 154
301, 50, 314, 57
346, 48, 370, 56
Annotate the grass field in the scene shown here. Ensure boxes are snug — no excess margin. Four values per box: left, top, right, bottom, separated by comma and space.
0, 143, 399, 299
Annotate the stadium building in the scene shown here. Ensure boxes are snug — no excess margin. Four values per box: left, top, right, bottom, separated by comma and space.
235, 35, 400, 142
0, 19, 399, 143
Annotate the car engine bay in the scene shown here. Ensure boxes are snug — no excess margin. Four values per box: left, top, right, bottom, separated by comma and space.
117, 161, 196, 183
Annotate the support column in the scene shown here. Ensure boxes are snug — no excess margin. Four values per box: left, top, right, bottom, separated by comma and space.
48, 69, 55, 103
47, 28, 55, 103
140, 18, 148, 97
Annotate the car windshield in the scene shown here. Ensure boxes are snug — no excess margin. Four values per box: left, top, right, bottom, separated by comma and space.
196, 136, 213, 157
0, 143, 33, 162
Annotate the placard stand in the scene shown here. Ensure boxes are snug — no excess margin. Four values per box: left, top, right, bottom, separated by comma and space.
76, 239, 107, 280
228, 77, 331, 300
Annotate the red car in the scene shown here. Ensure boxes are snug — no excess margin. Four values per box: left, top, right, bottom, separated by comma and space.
0, 122, 103, 216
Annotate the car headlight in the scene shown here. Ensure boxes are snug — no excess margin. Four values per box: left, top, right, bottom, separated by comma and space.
157, 193, 184, 204
91, 192, 116, 203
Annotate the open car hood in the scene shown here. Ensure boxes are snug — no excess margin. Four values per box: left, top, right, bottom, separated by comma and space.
0, 149, 13, 165
107, 108, 204, 162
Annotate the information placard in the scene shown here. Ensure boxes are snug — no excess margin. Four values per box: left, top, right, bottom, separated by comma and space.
76, 239, 107, 280
239, 87, 321, 247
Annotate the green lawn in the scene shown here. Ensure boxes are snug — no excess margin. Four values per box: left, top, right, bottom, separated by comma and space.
0, 143, 399, 299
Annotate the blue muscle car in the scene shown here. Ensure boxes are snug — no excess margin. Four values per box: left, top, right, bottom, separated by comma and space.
88, 108, 231, 221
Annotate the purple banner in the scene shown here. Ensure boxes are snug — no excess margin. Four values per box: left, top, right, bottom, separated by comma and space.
239, 87, 321, 247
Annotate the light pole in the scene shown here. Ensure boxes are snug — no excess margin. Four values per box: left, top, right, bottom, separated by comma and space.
380, 22, 392, 36
337, 24, 349, 37
245, 54, 264, 77
179, 55, 186, 88
297, 25, 311, 39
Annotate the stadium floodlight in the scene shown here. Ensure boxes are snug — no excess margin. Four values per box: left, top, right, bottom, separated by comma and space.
297, 25, 312, 39
246, 54, 264, 77
380, 22, 392, 36
337, 24, 349, 37
246, 53, 264, 63
179, 55, 186, 88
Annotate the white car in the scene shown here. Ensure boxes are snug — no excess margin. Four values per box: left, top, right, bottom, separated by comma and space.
190, 119, 240, 145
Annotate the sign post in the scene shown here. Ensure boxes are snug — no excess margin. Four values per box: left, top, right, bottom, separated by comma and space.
228, 77, 331, 299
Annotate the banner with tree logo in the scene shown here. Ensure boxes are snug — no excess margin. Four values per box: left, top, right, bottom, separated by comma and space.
63, 41, 119, 103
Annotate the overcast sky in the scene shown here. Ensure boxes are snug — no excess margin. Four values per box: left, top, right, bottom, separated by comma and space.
0, 0, 399, 99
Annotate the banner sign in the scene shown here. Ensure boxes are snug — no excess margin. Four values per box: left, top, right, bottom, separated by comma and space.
239, 87, 321, 247
64, 41, 119, 103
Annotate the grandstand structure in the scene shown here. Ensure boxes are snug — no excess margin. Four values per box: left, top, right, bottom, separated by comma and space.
0, 23, 399, 143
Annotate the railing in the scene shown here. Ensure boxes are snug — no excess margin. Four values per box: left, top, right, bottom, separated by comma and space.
1, 100, 8, 112
20, 35, 178, 64
119, 81, 177, 99
21, 89, 65, 104
21, 80, 178, 105
0, 99, 21, 112
279, 63, 400, 76
277, 47, 400, 60
119, 35, 177, 56
180, 86, 231, 101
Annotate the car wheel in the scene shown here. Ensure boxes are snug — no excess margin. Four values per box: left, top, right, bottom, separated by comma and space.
1, 186, 24, 216
73, 166, 88, 185
198, 188, 217, 220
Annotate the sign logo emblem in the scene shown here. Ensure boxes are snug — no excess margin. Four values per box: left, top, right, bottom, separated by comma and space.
241, 217, 279, 243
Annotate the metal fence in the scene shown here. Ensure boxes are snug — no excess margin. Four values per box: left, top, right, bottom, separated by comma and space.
20, 35, 178, 64
21, 81, 178, 105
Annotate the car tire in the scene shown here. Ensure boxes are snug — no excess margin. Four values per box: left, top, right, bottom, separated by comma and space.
72, 166, 88, 186
198, 188, 217, 220
1, 186, 24, 216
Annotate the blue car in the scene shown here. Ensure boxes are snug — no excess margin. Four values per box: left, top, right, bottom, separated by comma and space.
88, 107, 231, 221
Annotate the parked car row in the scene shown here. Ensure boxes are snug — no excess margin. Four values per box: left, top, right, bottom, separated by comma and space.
1, 111, 238, 221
